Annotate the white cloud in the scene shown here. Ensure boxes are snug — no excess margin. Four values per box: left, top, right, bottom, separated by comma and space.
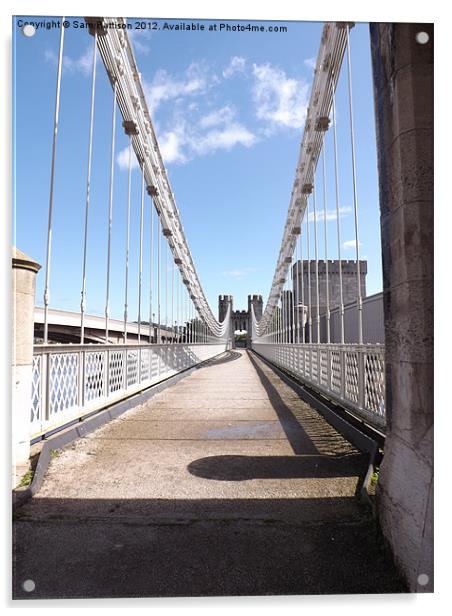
159, 129, 187, 164
198, 105, 236, 129
342, 239, 363, 251
128, 28, 152, 55
116, 146, 140, 171
144, 62, 209, 113
252, 63, 309, 131
223, 56, 246, 79
152, 100, 257, 165
65, 46, 94, 75
304, 56, 317, 70
116, 100, 257, 168
45, 45, 98, 76
308, 206, 352, 223
157, 116, 257, 164
44, 49, 57, 64
192, 123, 257, 156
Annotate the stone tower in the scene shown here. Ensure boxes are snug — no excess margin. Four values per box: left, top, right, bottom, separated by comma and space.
292, 259, 367, 315
218, 294, 233, 323
247, 294, 263, 321
247, 294, 263, 345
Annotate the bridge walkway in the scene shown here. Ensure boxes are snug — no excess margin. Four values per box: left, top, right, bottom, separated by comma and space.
13, 350, 405, 597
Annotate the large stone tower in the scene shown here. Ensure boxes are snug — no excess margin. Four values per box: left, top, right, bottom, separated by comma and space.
247, 294, 263, 345
292, 259, 367, 315
218, 294, 233, 323
247, 294, 263, 321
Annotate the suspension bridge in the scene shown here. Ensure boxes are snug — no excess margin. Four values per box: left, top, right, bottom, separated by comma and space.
12, 18, 433, 597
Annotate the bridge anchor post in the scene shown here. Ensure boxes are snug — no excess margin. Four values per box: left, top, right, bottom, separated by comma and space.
12, 248, 41, 487
370, 23, 433, 592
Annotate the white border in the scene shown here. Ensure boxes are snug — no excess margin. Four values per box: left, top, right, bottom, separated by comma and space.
2, 0, 450, 612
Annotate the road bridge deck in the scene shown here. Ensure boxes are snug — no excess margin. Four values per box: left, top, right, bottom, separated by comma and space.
13, 350, 405, 597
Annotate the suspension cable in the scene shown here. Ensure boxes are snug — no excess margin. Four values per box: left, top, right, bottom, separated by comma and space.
165, 239, 168, 342
301, 221, 305, 344
290, 253, 297, 343
250, 23, 348, 337
105, 80, 117, 343
137, 164, 145, 343
346, 24, 363, 344
149, 198, 154, 342
313, 181, 320, 343
294, 238, 299, 343
157, 216, 161, 343
171, 255, 175, 343
123, 135, 132, 344
331, 72, 345, 344
306, 197, 312, 343
176, 267, 180, 343
322, 145, 331, 343
80, 31, 97, 344
43, 17, 65, 344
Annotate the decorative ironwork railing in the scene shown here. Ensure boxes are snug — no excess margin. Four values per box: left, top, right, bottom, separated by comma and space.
30, 342, 228, 439
252, 342, 385, 430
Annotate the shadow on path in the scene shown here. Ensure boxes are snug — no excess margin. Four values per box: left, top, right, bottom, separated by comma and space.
247, 352, 322, 455
205, 350, 242, 366
13, 496, 407, 598
188, 453, 365, 481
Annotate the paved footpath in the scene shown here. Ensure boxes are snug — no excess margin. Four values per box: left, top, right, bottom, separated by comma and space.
13, 350, 405, 598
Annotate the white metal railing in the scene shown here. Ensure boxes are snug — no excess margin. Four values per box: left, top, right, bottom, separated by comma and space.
252, 342, 385, 430
30, 342, 228, 439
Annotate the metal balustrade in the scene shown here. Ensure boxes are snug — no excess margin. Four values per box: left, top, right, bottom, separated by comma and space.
252, 342, 385, 430
30, 342, 229, 439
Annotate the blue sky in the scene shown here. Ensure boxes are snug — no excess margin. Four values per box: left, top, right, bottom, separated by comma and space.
13, 16, 382, 321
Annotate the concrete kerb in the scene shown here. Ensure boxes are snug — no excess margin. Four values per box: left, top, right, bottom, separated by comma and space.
13, 349, 231, 510
248, 349, 379, 511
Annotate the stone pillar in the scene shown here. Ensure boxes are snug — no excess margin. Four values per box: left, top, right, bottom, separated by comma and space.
370, 24, 433, 591
218, 294, 234, 348
218, 294, 231, 323
12, 248, 41, 485
247, 295, 263, 348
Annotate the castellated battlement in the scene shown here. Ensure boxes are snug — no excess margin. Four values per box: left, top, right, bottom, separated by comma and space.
292, 259, 367, 276
290, 259, 368, 311
248, 294, 263, 321
218, 294, 234, 323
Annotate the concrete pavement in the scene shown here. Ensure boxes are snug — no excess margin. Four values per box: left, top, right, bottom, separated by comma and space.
13, 350, 406, 598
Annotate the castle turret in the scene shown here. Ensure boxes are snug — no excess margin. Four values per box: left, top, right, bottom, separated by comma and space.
247, 294, 263, 346
247, 294, 263, 321
218, 294, 233, 323
292, 259, 367, 315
